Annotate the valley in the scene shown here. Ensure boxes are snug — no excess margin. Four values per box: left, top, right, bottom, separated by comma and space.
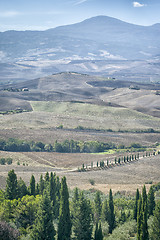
0, 16, 160, 196
0, 72, 160, 194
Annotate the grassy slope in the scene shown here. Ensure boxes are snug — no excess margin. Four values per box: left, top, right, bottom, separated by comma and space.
30, 101, 160, 131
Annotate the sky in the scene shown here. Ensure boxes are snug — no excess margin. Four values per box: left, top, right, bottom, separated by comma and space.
0, 0, 160, 32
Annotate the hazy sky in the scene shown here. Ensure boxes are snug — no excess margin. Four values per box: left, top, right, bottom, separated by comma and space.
0, 0, 160, 31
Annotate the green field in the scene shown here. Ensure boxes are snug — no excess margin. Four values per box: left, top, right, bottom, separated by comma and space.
30, 101, 160, 131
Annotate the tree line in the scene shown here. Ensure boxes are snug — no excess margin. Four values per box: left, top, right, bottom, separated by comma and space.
0, 170, 160, 240
0, 138, 148, 153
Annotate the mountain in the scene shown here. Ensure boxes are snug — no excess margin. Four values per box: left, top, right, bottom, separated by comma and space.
0, 16, 160, 84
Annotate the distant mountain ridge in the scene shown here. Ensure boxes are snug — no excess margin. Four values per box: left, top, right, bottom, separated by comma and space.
0, 15, 160, 84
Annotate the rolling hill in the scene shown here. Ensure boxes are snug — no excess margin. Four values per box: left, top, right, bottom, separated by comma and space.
0, 72, 160, 118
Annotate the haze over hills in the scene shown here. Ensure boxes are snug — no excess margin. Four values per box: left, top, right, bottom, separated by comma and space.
0, 16, 160, 84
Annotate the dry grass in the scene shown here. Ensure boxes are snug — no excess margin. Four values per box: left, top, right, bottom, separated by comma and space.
0, 150, 160, 194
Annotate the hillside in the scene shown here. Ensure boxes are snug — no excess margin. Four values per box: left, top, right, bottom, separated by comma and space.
0, 72, 160, 117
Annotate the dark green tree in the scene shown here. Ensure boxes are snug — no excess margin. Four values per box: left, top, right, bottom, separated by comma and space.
137, 186, 149, 240
108, 189, 115, 234
119, 209, 126, 223
141, 185, 148, 239
54, 175, 61, 218
72, 187, 79, 213
57, 176, 72, 240
133, 189, 140, 221
29, 175, 36, 196
94, 191, 102, 222
49, 172, 56, 217
17, 177, 28, 198
150, 201, 160, 240
141, 200, 149, 240
137, 196, 142, 240
94, 222, 103, 240
44, 172, 49, 188
5, 169, 18, 200
31, 190, 56, 240
35, 183, 39, 195
148, 186, 155, 217
39, 174, 44, 195
73, 191, 93, 240
101, 199, 109, 223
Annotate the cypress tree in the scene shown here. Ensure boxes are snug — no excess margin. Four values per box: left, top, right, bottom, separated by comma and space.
17, 177, 28, 198
44, 172, 49, 188
35, 183, 39, 195
29, 175, 36, 196
94, 191, 102, 222
49, 172, 56, 217
101, 199, 109, 222
5, 169, 18, 200
108, 189, 115, 234
73, 191, 93, 240
133, 189, 140, 221
49, 172, 56, 200
94, 222, 98, 240
148, 186, 155, 217
137, 186, 149, 240
141, 185, 149, 240
57, 176, 72, 240
56, 176, 61, 200
150, 201, 160, 240
141, 201, 149, 240
54, 175, 61, 218
39, 174, 44, 195
137, 195, 142, 240
72, 187, 79, 213
94, 222, 103, 240
31, 190, 56, 240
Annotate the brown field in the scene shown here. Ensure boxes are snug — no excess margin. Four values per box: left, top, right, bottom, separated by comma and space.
0, 150, 160, 194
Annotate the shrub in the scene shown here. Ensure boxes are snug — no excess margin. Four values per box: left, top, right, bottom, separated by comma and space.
89, 179, 95, 186
104, 220, 136, 240
0, 158, 6, 165
76, 125, 85, 130
57, 124, 63, 129
6, 158, 12, 165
